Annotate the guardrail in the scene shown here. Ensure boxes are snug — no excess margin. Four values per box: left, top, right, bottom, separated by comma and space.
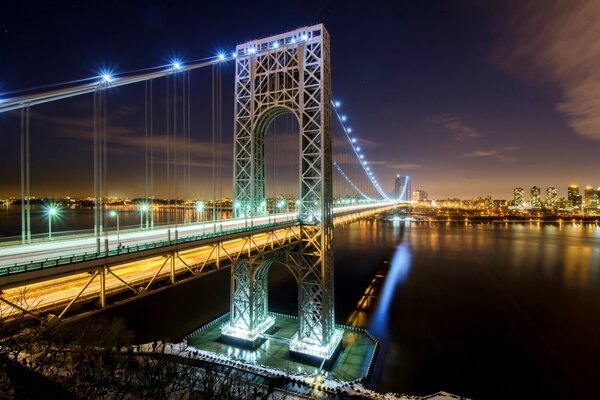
0, 219, 298, 278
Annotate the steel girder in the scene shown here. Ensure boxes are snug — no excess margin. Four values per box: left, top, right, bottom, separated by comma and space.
229, 24, 338, 358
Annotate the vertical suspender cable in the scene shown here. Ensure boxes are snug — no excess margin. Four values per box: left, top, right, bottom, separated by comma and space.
211, 65, 216, 223
25, 107, 30, 240
182, 71, 187, 223
20, 108, 25, 242
218, 63, 223, 221
150, 79, 155, 228
102, 91, 107, 233
166, 75, 171, 230
185, 71, 192, 216
173, 74, 179, 231
145, 80, 149, 228
93, 91, 97, 237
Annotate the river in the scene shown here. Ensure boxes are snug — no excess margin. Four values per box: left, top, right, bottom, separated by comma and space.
73, 215, 600, 399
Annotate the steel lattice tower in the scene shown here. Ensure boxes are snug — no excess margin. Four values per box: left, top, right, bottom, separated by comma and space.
223, 24, 342, 359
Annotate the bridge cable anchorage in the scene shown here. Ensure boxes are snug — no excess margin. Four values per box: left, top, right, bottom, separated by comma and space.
331, 98, 392, 201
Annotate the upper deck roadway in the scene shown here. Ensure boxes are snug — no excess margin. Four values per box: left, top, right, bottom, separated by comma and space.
0, 203, 395, 282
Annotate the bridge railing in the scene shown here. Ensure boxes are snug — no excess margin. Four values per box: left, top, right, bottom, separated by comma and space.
0, 219, 299, 278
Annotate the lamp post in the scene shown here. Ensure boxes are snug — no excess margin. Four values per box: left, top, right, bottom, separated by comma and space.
140, 204, 149, 229
45, 205, 59, 239
196, 202, 205, 223
109, 210, 120, 248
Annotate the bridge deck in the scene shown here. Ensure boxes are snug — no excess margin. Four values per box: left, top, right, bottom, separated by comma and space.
0, 203, 396, 321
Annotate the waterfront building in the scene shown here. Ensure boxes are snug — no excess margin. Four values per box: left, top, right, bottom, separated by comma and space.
513, 187, 525, 206
545, 187, 558, 209
568, 185, 582, 208
530, 186, 541, 208
414, 190, 428, 202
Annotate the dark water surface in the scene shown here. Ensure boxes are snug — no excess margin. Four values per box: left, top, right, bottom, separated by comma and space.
85, 217, 600, 399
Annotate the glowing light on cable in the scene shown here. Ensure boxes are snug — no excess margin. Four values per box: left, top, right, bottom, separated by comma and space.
170, 59, 183, 70
330, 97, 392, 201
272, 41, 280, 48
100, 71, 113, 83
301, 34, 308, 41
218, 53, 226, 61
232, 52, 238, 58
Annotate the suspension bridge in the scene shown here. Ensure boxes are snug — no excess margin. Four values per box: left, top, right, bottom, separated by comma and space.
0, 24, 410, 361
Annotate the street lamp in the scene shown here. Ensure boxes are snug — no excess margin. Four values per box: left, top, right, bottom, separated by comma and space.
196, 202, 205, 223
140, 204, 149, 228
45, 205, 59, 239
277, 199, 286, 212
109, 210, 120, 248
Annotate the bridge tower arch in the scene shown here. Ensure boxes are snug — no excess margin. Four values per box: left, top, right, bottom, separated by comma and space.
225, 24, 341, 359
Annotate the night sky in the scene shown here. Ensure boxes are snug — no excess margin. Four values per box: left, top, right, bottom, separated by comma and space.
1, 0, 599, 199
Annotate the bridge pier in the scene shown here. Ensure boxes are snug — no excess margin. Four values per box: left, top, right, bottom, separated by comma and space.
100, 267, 106, 308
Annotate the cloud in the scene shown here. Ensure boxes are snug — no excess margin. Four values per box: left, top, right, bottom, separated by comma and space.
429, 114, 482, 141
30, 112, 230, 159
493, 0, 600, 141
463, 146, 519, 158
384, 162, 422, 170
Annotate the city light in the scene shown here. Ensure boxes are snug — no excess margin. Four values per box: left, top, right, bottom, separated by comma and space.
45, 204, 60, 239
218, 53, 226, 61
171, 60, 183, 70
100, 72, 113, 83
109, 210, 120, 247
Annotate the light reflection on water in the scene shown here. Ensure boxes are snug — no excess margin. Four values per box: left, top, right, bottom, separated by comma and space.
369, 234, 412, 339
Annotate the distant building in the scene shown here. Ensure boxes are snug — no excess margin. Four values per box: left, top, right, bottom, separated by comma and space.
530, 186, 541, 208
413, 190, 428, 202
545, 187, 558, 209
393, 175, 411, 202
513, 187, 525, 206
584, 186, 596, 207
568, 185, 582, 208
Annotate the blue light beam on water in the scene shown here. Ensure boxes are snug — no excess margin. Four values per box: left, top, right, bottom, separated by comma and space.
369, 241, 412, 338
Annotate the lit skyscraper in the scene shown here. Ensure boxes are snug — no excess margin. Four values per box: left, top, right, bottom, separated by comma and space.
530, 186, 541, 208
393, 175, 411, 202
568, 185, 581, 208
414, 190, 428, 202
513, 187, 525, 206
545, 187, 558, 209
584, 186, 596, 207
